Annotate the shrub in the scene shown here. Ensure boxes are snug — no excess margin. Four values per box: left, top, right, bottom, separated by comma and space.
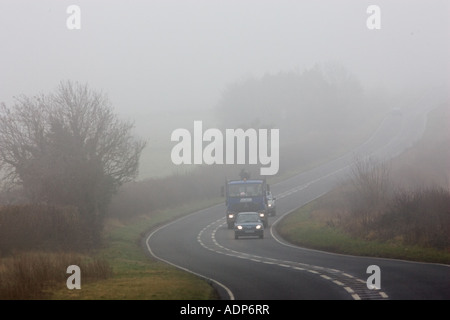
374, 187, 450, 248
0, 204, 88, 255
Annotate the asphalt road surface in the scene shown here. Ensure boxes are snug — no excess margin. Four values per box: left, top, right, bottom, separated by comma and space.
146, 92, 449, 300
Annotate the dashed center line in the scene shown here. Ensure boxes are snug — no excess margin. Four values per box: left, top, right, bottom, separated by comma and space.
197, 217, 389, 300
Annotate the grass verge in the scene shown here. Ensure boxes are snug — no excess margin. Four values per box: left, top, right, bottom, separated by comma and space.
0, 251, 111, 299
275, 200, 450, 265
49, 197, 222, 300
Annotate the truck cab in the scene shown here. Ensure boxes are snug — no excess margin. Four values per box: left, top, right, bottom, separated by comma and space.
223, 178, 269, 229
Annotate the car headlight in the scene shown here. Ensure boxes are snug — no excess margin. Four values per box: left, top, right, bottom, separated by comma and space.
268, 203, 272, 207
256, 225, 262, 230
237, 225, 243, 230
228, 213, 234, 219
259, 213, 265, 218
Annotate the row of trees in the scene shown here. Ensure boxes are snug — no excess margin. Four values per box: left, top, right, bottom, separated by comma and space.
215, 63, 367, 140
0, 81, 146, 246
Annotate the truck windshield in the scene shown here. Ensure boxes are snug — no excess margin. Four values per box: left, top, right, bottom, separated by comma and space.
228, 183, 263, 197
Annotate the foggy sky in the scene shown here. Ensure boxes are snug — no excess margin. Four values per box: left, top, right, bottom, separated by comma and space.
1, 0, 449, 116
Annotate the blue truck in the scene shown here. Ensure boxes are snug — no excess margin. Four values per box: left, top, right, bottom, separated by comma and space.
222, 178, 270, 229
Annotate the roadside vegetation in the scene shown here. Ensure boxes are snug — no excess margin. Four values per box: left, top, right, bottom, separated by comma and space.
0, 250, 111, 300
276, 104, 450, 265
2, 68, 445, 299
50, 198, 221, 300
0, 80, 146, 299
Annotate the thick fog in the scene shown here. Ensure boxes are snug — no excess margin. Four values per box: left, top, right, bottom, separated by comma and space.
1, 0, 448, 109
1, 0, 449, 179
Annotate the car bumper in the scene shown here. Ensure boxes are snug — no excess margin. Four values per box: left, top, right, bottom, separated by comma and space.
234, 229, 264, 238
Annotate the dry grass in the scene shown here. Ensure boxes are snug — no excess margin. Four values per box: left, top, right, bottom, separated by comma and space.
296, 104, 450, 251
0, 251, 111, 299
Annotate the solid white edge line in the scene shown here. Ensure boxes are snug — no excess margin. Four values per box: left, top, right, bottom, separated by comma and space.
145, 212, 235, 300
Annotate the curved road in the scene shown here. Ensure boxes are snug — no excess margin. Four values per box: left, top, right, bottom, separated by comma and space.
146, 91, 449, 300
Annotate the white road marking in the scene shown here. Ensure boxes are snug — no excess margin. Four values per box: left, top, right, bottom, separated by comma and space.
197, 217, 389, 300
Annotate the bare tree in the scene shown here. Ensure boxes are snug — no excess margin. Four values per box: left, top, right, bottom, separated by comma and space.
346, 156, 392, 229
0, 80, 146, 242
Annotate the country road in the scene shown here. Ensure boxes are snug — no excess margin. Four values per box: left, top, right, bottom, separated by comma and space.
145, 91, 449, 300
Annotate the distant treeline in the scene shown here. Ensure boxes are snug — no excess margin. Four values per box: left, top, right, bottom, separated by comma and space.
108, 64, 391, 220
215, 63, 388, 139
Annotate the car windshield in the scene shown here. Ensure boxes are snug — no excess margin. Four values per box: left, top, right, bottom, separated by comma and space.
228, 183, 263, 197
236, 214, 259, 223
